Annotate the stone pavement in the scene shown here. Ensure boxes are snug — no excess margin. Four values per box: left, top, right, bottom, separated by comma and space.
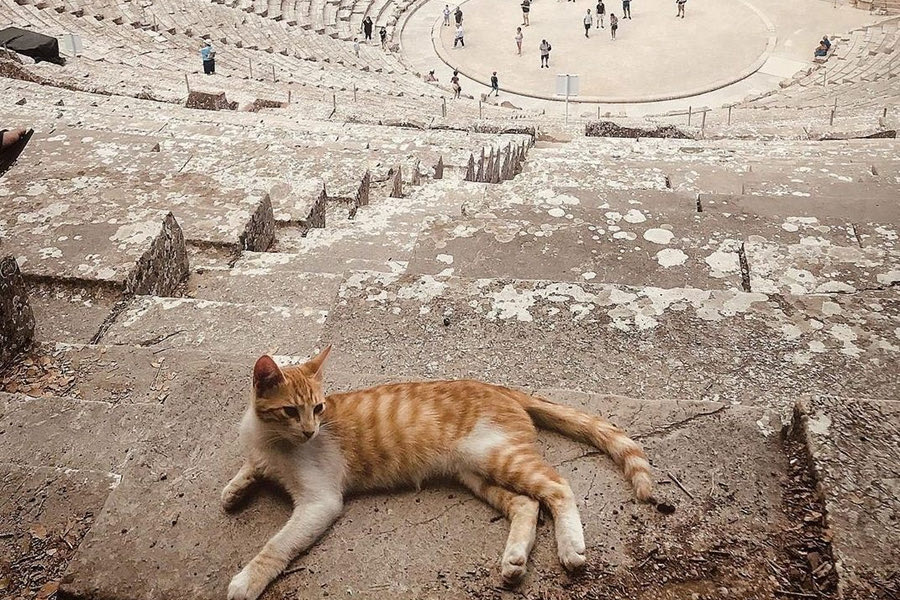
1, 85, 899, 600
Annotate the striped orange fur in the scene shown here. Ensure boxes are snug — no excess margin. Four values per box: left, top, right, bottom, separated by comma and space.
223, 347, 653, 600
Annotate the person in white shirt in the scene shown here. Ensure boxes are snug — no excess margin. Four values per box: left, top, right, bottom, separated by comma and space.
583, 10, 593, 38
443, 4, 451, 25
454, 24, 465, 47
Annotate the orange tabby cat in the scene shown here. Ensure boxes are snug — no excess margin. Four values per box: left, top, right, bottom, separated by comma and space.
223, 346, 653, 600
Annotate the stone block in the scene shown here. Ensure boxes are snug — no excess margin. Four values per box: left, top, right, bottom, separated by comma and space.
0, 255, 35, 364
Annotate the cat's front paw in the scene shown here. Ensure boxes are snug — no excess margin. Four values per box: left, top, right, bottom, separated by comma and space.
221, 483, 244, 512
227, 567, 265, 600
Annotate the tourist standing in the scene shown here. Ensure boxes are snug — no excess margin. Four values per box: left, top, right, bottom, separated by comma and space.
353, 37, 360, 56
454, 7, 463, 26
451, 70, 462, 98
521, 0, 530, 26
443, 4, 451, 25
200, 41, 215, 75
362, 16, 373, 41
610, 13, 618, 38
622, 0, 631, 19
490, 71, 499, 96
454, 24, 465, 47
596, 0, 605, 27
676, 0, 686, 18
539, 39, 551, 68
583, 9, 592, 37
515, 27, 523, 54
380, 26, 388, 49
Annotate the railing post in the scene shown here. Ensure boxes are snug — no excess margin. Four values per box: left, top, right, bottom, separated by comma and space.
701, 110, 707, 131
288, 89, 291, 104
479, 100, 482, 119
272, 65, 276, 82
597, 106, 601, 119
687, 105, 692, 126
353, 84, 357, 102
249, 58, 253, 79
333, 93, 337, 111
830, 98, 837, 126
442, 97, 447, 117
727, 105, 732, 125
883, 106, 888, 118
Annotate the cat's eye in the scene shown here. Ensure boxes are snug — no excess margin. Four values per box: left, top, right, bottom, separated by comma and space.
313, 403, 325, 415
282, 406, 299, 419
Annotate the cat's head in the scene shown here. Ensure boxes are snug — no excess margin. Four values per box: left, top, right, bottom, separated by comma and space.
251, 346, 331, 444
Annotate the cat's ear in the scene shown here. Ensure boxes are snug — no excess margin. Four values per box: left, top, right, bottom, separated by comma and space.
303, 345, 332, 383
253, 355, 285, 396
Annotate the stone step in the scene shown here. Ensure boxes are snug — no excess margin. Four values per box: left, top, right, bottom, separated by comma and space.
25, 281, 124, 346
0, 464, 120, 600
407, 204, 898, 294
794, 395, 900, 599
185, 266, 343, 306
701, 192, 900, 224
52, 365, 791, 600
318, 273, 900, 406
255, 179, 477, 269
0, 152, 273, 252
1, 203, 188, 294
102, 295, 329, 356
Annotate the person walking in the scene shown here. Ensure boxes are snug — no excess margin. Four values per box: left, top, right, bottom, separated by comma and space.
379, 26, 388, 49
443, 4, 451, 25
200, 41, 215, 75
521, 0, 530, 26
675, 0, 685, 18
622, 0, 630, 19
609, 12, 618, 38
515, 27, 523, 54
451, 70, 462, 99
454, 23, 465, 47
596, 0, 605, 27
353, 37, 360, 56
539, 39, 551, 68
454, 6, 463, 26
583, 9, 593, 37
362, 16, 373, 41
490, 71, 499, 96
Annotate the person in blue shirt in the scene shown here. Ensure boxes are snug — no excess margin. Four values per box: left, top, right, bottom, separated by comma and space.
821, 36, 831, 51
200, 41, 215, 75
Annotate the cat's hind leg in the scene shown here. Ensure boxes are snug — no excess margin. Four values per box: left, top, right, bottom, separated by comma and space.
228, 493, 343, 600
222, 462, 259, 511
483, 445, 586, 572
457, 471, 539, 584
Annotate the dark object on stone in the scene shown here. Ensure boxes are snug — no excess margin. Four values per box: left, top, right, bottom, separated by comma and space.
0, 255, 35, 366
586, 120, 694, 139
0, 27, 61, 63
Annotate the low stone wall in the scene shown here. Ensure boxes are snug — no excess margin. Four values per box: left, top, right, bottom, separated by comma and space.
0, 255, 35, 365
186, 90, 237, 111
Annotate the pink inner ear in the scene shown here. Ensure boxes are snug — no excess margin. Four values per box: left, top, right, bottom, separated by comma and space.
253, 355, 283, 391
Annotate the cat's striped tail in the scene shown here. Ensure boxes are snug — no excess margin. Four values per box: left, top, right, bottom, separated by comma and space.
508, 389, 654, 502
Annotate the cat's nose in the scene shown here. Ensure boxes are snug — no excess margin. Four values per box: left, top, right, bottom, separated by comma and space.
302, 430, 315, 439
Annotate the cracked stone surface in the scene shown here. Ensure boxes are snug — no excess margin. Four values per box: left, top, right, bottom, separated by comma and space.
797, 396, 900, 600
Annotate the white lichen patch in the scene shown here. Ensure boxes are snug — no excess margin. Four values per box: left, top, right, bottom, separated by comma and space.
656, 248, 688, 268
644, 228, 675, 245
